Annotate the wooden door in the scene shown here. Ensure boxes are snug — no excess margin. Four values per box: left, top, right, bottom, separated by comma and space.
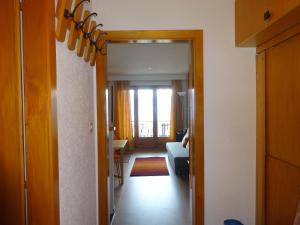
0, 1, 25, 225
22, 0, 60, 224
265, 33, 300, 225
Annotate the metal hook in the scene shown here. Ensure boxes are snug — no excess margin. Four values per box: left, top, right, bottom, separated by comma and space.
76, 12, 98, 30
64, 0, 90, 19
84, 23, 103, 39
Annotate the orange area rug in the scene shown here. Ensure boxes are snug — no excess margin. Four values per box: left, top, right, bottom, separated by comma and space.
130, 157, 169, 176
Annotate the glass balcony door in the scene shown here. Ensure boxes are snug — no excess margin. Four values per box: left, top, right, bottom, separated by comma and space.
130, 87, 173, 149
157, 89, 172, 138
137, 89, 154, 138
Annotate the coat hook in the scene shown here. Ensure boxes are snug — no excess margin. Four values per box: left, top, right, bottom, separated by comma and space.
96, 40, 107, 56
84, 23, 103, 39
64, 0, 90, 19
91, 31, 107, 46
76, 12, 98, 30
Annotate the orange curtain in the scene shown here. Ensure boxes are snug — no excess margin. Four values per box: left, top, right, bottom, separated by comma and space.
170, 80, 183, 141
114, 81, 134, 147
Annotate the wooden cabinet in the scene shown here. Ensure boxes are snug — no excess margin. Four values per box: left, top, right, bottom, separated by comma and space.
238, 1, 300, 225
235, 0, 267, 46
267, 0, 300, 22
235, 0, 300, 46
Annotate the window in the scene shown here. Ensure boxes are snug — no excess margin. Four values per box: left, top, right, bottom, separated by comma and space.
157, 89, 172, 137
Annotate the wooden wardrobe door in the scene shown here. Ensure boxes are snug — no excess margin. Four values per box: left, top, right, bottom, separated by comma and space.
266, 157, 300, 225
265, 33, 300, 225
266, 34, 300, 167
22, 0, 60, 224
0, 1, 25, 225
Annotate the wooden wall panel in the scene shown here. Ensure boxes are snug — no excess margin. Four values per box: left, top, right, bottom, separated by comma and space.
96, 53, 109, 225
266, 157, 300, 225
266, 34, 300, 167
0, 1, 25, 225
22, 0, 60, 224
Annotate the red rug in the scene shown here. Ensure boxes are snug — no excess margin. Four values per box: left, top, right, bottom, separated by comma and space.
130, 157, 169, 176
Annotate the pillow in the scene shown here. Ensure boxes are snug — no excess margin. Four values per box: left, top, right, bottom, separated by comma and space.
182, 137, 189, 148
182, 132, 189, 147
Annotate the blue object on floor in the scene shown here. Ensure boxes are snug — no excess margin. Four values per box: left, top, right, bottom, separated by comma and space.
224, 219, 243, 225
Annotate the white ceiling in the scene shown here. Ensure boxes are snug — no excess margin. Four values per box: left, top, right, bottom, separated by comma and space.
107, 42, 190, 81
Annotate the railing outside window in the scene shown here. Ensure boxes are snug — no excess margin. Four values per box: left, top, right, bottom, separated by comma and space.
138, 121, 153, 137
157, 120, 171, 137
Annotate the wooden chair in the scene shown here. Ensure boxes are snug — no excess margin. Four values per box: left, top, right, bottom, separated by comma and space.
114, 150, 122, 185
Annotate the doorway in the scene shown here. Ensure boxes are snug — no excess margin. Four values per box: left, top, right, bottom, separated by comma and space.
96, 30, 204, 225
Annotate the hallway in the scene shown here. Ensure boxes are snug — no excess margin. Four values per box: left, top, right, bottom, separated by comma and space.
112, 151, 191, 225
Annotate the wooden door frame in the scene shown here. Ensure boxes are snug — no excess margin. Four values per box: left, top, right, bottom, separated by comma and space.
96, 30, 204, 225
256, 51, 266, 225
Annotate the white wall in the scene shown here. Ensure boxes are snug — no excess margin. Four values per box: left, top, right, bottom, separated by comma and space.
93, 0, 256, 224
107, 42, 190, 75
56, 41, 98, 225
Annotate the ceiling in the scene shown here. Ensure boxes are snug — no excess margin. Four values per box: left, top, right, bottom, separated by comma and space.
107, 42, 190, 81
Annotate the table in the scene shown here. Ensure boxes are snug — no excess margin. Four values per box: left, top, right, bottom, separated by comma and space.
112, 140, 128, 184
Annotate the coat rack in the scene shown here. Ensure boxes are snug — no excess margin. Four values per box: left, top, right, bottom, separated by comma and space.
56, 0, 107, 66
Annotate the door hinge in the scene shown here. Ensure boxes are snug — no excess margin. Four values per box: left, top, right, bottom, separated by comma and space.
24, 180, 27, 189
19, 0, 23, 11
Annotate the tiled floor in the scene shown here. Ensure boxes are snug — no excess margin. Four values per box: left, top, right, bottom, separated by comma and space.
112, 150, 191, 225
